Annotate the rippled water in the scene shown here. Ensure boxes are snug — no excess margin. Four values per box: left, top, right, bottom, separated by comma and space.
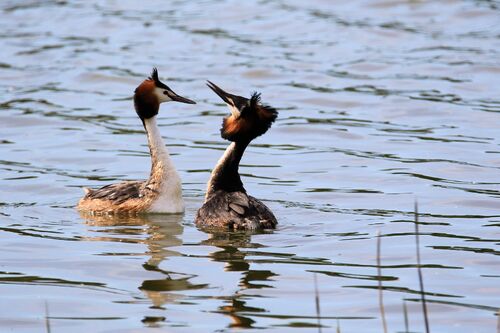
1, 1, 499, 332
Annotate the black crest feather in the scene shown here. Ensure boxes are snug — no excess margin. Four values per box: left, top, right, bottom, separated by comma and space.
148, 67, 169, 89
149, 67, 159, 82
250, 92, 261, 108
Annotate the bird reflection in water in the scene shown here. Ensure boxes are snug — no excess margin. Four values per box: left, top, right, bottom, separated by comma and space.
79, 213, 205, 311
80, 213, 278, 328
201, 231, 277, 328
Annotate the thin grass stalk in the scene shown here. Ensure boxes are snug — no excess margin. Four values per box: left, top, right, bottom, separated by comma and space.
415, 201, 430, 333
496, 308, 499, 333
314, 273, 322, 333
377, 230, 388, 333
403, 299, 409, 333
45, 301, 51, 333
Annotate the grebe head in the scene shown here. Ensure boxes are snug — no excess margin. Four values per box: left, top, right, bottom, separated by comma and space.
206, 81, 278, 142
134, 68, 196, 120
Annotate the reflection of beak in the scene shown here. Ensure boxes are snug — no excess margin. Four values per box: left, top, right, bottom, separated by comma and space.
169, 90, 196, 104
206, 81, 241, 118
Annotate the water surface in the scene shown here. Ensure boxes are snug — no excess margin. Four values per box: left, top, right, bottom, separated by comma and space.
0, 1, 499, 332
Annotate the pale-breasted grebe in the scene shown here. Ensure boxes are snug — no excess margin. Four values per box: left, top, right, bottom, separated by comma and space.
195, 81, 278, 230
77, 68, 196, 215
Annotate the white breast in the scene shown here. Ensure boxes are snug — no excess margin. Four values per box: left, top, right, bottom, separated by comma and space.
148, 176, 185, 214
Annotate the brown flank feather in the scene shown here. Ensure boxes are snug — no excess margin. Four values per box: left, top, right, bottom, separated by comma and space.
77, 142, 168, 215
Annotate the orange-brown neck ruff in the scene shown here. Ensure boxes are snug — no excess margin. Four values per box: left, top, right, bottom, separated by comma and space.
206, 140, 249, 199
221, 114, 249, 139
220, 105, 277, 143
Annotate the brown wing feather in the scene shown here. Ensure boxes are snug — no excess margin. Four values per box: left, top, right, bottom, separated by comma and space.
247, 195, 277, 229
195, 190, 277, 230
77, 180, 158, 214
84, 181, 144, 205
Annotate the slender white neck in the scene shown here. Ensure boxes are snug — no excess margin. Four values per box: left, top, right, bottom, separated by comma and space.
144, 116, 174, 179
143, 116, 184, 213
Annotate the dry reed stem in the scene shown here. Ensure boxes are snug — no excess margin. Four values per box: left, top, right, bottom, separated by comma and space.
314, 273, 322, 333
415, 201, 430, 333
403, 299, 410, 332
45, 301, 51, 333
377, 229, 388, 333
496, 308, 499, 333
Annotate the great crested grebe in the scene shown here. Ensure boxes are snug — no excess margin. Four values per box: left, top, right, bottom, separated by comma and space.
77, 68, 196, 215
195, 81, 278, 230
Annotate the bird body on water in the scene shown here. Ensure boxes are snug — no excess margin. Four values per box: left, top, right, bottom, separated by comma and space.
195, 81, 278, 230
77, 68, 196, 215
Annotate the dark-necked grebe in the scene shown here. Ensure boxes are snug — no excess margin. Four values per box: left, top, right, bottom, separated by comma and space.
77, 68, 196, 215
195, 81, 278, 230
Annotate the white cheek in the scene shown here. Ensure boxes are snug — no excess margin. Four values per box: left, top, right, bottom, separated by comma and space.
227, 104, 240, 118
154, 87, 172, 103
